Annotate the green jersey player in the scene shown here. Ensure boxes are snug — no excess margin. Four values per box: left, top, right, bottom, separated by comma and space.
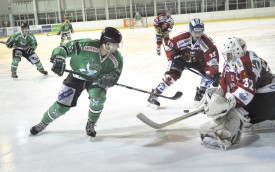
5, 22, 48, 78
30, 27, 123, 138
57, 16, 74, 45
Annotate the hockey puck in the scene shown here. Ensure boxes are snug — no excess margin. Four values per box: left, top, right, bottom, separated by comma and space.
183, 110, 189, 113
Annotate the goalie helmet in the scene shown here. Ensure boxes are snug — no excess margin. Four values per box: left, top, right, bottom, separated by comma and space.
100, 27, 122, 44
221, 37, 246, 65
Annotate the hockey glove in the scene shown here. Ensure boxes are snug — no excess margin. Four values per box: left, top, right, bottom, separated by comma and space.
26, 47, 34, 55
161, 22, 169, 32
6, 42, 14, 48
211, 72, 221, 87
98, 72, 119, 88
51, 58, 66, 76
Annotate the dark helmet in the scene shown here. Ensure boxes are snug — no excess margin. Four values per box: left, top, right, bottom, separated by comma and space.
189, 18, 204, 32
21, 22, 29, 29
100, 27, 122, 44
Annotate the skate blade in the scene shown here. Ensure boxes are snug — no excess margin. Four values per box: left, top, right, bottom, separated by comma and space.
147, 102, 159, 109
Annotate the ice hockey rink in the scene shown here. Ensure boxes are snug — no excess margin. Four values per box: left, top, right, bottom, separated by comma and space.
1, 18, 275, 172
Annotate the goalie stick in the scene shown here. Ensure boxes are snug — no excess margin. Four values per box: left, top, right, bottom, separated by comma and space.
137, 107, 204, 129
64, 69, 182, 100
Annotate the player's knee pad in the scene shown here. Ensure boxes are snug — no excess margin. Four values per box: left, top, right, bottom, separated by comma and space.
162, 33, 169, 39
163, 74, 177, 85
29, 54, 40, 64
88, 87, 106, 111
155, 27, 161, 34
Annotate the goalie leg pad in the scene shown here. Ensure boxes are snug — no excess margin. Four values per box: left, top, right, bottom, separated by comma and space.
200, 108, 243, 150
243, 120, 275, 132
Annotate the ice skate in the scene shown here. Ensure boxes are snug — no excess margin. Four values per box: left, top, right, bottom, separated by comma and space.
30, 121, 48, 135
39, 70, 48, 75
147, 89, 160, 109
86, 120, 97, 137
11, 72, 18, 78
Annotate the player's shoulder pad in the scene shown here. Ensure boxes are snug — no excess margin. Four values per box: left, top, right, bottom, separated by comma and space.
172, 31, 190, 41
201, 34, 215, 46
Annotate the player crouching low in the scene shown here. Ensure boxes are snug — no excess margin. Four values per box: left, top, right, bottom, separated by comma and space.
5, 22, 48, 78
199, 37, 275, 150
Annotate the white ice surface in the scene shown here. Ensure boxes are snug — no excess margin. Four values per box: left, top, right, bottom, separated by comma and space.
1, 18, 275, 172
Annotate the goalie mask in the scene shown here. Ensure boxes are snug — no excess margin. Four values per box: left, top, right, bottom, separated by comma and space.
21, 22, 29, 37
222, 37, 247, 66
189, 18, 204, 41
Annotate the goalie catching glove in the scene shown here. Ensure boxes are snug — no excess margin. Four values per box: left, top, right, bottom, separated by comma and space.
51, 58, 66, 76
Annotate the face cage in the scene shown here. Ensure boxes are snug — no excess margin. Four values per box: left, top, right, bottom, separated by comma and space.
222, 51, 234, 63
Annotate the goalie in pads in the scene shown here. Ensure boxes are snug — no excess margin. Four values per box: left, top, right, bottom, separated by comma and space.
200, 37, 275, 150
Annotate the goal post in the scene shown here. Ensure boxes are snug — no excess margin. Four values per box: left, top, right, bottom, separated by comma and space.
123, 17, 148, 29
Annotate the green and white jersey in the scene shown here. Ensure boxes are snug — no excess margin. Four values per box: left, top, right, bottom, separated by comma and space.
6, 32, 37, 50
60, 22, 73, 33
51, 38, 123, 82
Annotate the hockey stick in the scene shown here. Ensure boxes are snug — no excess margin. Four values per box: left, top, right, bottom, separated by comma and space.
0, 40, 6, 44
186, 68, 215, 83
137, 107, 204, 129
44, 32, 56, 36
64, 69, 183, 100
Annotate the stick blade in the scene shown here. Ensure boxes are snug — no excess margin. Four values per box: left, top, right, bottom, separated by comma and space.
172, 91, 183, 100
136, 113, 160, 129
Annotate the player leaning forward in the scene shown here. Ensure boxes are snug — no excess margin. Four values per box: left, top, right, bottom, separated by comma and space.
5, 22, 48, 78
200, 37, 275, 150
30, 27, 123, 137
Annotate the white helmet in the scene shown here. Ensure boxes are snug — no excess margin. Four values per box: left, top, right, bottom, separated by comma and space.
221, 37, 247, 65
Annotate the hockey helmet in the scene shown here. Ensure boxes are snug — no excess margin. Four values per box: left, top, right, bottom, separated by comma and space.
100, 27, 122, 44
21, 22, 29, 29
189, 18, 204, 32
221, 37, 246, 65
189, 18, 204, 40
163, 7, 172, 17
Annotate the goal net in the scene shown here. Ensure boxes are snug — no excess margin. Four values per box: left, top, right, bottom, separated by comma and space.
127, 17, 148, 29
